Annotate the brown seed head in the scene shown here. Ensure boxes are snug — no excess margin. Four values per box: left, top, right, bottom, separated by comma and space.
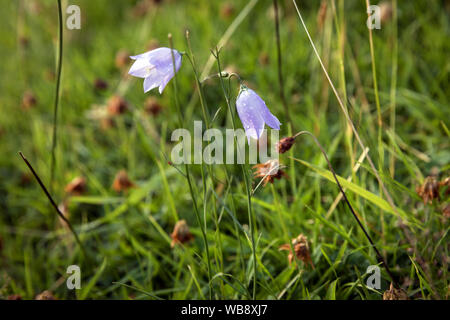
277, 136, 296, 154
7, 294, 22, 300
416, 176, 440, 204
171, 220, 194, 247
64, 177, 87, 196
115, 50, 130, 69
144, 97, 163, 116
94, 78, 108, 91
22, 90, 37, 109
112, 170, 135, 193
380, 1, 393, 23
107, 95, 128, 115
35, 290, 56, 300
383, 283, 408, 300
220, 3, 235, 20
279, 234, 314, 267
253, 159, 287, 186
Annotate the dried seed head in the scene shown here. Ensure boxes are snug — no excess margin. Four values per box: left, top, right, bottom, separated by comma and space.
112, 170, 135, 193
253, 159, 287, 186
220, 3, 235, 20
171, 220, 194, 247
258, 52, 270, 66
107, 95, 128, 115
115, 50, 130, 69
64, 176, 87, 195
144, 97, 163, 116
279, 234, 314, 268
7, 294, 22, 300
416, 176, 440, 204
35, 290, 56, 300
94, 78, 108, 91
379, 1, 393, 23
277, 136, 296, 154
383, 283, 408, 300
22, 90, 37, 109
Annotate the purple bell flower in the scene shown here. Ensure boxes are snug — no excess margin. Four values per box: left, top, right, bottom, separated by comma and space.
128, 47, 182, 94
236, 85, 281, 142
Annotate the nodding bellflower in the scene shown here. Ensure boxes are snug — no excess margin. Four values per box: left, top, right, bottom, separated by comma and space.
128, 47, 182, 94
236, 85, 281, 143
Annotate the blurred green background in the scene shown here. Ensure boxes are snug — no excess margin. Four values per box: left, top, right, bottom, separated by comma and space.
0, 0, 448, 299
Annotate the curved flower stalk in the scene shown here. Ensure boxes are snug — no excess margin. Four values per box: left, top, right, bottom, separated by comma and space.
128, 47, 182, 94
236, 85, 281, 143
279, 131, 399, 288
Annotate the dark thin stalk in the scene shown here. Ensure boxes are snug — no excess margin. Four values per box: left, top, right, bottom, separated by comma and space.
19, 152, 86, 257
291, 131, 399, 288
50, 0, 64, 190
273, 0, 290, 124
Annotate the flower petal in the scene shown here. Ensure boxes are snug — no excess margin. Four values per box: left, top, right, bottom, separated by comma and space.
128, 58, 153, 78
236, 89, 265, 142
247, 89, 281, 130
143, 71, 163, 93
129, 47, 183, 94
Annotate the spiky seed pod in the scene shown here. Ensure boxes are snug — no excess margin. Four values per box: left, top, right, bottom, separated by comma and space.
279, 234, 314, 268
416, 176, 440, 204
253, 159, 287, 186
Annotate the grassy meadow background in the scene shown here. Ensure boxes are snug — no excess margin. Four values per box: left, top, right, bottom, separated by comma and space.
0, 0, 449, 300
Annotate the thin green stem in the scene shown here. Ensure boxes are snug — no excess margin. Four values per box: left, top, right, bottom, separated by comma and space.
50, 0, 64, 191
213, 49, 258, 300
168, 34, 212, 299
365, 0, 383, 162
389, 0, 398, 177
